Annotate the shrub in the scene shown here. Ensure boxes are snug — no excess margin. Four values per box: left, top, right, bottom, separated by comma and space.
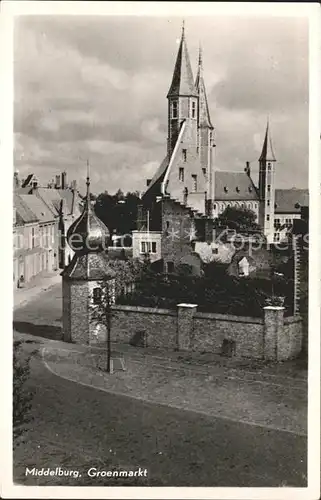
13, 341, 34, 447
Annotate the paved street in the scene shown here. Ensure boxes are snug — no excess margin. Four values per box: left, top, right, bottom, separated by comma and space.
13, 281, 307, 486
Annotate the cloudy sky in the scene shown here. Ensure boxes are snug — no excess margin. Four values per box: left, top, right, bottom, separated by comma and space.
14, 14, 308, 195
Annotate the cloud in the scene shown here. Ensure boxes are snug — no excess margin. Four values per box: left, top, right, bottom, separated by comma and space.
14, 15, 309, 194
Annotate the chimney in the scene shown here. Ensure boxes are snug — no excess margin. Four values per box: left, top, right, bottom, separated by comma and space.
61, 171, 67, 190
13, 171, 20, 188
55, 174, 61, 189
244, 161, 251, 176
146, 179, 152, 187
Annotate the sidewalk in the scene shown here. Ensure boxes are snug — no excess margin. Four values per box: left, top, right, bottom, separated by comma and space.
14, 270, 62, 310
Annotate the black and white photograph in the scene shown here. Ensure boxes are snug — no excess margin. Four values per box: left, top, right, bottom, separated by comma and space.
1, 1, 320, 499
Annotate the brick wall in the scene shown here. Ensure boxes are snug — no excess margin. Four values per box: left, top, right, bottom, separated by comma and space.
193, 312, 264, 358
64, 289, 303, 361
161, 199, 194, 269
63, 280, 90, 344
111, 305, 177, 349
280, 316, 303, 360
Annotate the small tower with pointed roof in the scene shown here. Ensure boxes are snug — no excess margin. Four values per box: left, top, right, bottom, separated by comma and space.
61, 165, 115, 345
167, 21, 199, 157
258, 121, 277, 242
195, 44, 215, 215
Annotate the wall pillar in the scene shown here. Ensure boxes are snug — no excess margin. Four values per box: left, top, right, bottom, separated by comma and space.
263, 306, 285, 360
176, 303, 198, 351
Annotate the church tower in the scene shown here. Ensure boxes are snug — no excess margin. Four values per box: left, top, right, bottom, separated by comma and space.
61, 166, 115, 345
258, 121, 277, 243
195, 45, 215, 215
167, 22, 198, 157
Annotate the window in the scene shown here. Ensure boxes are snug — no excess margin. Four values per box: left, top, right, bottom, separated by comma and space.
274, 233, 280, 242
202, 168, 206, 176
267, 200, 270, 206
93, 287, 102, 304
192, 174, 197, 191
241, 203, 245, 208
167, 261, 174, 273
141, 241, 157, 254
191, 101, 196, 118
267, 185, 271, 193
213, 204, 217, 210
31, 227, 35, 249
249, 186, 253, 192
266, 214, 270, 221
267, 163, 271, 171
224, 186, 228, 193
182, 149, 187, 162
172, 101, 178, 119
238, 257, 249, 277
212, 247, 218, 254
236, 186, 240, 193
254, 204, 257, 209
196, 146, 199, 154
179, 167, 184, 182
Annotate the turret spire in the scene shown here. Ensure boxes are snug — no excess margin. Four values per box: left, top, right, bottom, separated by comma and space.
195, 44, 213, 129
259, 120, 276, 162
167, 23, 197, 98
66, 163, 109, 254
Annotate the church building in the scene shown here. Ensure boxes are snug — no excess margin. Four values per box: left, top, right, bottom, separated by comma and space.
132, 24, 308, 270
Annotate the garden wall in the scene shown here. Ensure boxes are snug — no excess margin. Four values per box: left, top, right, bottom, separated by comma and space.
106, 303, 303, 361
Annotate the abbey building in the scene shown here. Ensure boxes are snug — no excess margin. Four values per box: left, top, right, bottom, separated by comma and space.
133, 25, 308, 269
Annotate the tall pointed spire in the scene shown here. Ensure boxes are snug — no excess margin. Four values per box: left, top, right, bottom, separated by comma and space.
259, 120, 276, 162
195, 43, 213, 129
167, 23, 197, 97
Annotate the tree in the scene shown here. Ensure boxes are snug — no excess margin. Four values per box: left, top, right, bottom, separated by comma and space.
214, 206, 261, 232
94, 190, 141, 237
13, 341, 34, 447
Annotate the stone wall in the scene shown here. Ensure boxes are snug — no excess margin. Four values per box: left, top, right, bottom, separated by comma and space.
193, 312, 264, 359
280, 316, 303, 360
111, 305, 177, 349
64, 289, 303, 361
106, 303, 302, 361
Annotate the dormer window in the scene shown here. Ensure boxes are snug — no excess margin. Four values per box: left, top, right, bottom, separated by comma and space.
224, 186, 228, 193
249, 186, 253, 192
172, 101, 178, 119
236, 186, 240, 193
267, 185, 271, 193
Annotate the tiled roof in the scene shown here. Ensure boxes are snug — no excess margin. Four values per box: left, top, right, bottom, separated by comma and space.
14, 193, 38, 224
142, 156, 169, 198
62, 252, 116, 280
36, 188, 62, 215
19, 194, 55, 223
274, 189, 309, 214
214, 171, 259, 201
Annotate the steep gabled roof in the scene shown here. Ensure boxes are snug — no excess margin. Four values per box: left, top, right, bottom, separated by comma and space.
19, 194, 56, 223
142, 156, 170, 199
214, 171, 259, 201
167, 25, 197, 98
14, 193, 38, 224
274, 189, 309, 214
